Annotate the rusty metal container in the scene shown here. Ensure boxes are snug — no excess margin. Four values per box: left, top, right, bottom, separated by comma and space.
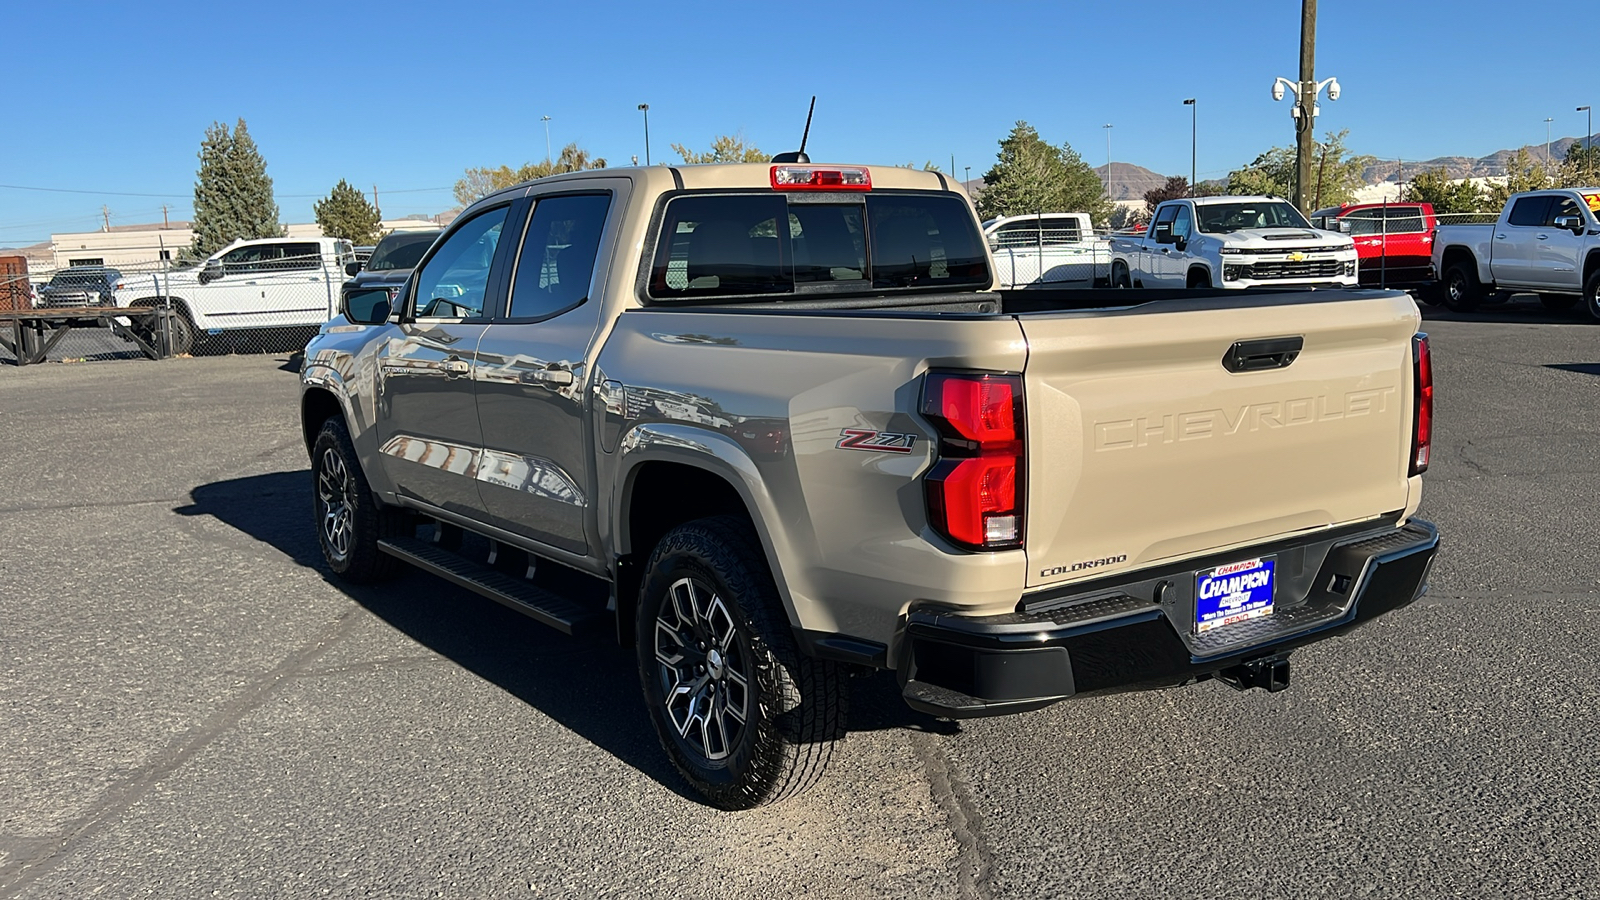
0, 256, 31, 311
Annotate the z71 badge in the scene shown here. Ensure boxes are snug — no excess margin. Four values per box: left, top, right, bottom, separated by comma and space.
836, 429, 917, 453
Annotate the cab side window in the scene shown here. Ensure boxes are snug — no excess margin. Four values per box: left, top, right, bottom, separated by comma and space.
1546, 196, 1582, 227
507, 194, 612, 320
1171, 205, 1193, 242
412, 206, 510, 319
1507, 197, 1550, 227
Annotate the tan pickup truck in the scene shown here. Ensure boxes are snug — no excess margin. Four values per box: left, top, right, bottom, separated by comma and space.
300, 161, 1439, 809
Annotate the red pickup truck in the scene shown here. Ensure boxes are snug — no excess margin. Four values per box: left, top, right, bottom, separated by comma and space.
1310, 202, 1437, 287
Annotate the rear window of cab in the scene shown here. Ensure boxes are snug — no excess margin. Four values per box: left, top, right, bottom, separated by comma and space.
647, 192, 989, 300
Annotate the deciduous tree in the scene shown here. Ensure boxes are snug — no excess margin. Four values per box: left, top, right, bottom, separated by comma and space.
191, 119, 283, 258
1143, 175, 1191, 213
452, 144, 608, 206
1227, 132, 1373, 210
313, 179, 382, 245
672, 133, 767, 164
1484, 148, 1550, 210
1407, 167, 1484, 215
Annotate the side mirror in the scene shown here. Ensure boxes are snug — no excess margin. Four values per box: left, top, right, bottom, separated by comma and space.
1336, 220, 1353, 233
1554, 214, 1584, 233
1174, 235, 1188, 252
1153, 223, 1174, 244
341, 288, 393, 326
198, 260, 223, 285
344, 261, 363, 277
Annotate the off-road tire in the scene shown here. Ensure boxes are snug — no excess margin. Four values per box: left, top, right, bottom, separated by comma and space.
312, 417, 406, 583
1539, 293, 1579, 312
636, 515, 845, 810
1585, 271, 1600, 322
1442, 261, 1482, 313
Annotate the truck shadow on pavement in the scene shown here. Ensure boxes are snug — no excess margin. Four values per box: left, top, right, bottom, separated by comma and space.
175, 470, 956, 801
1416, 295, 1597, 326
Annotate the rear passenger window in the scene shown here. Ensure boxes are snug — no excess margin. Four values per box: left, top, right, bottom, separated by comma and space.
1508, 197, 1550, 227
507, 194, 613, 319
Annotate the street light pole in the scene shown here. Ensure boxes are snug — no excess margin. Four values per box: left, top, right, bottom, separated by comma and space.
1183, 98, 1197, 196
638, 104, 651, 166
1103, 123, 1113, 199
540, 115, 552, 164
1545, 117, 1554, 163
1580, 105, 1593, 154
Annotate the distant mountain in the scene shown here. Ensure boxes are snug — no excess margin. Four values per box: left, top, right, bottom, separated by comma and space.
1096, 162, 1167, 201
1361, 134, 1599, 183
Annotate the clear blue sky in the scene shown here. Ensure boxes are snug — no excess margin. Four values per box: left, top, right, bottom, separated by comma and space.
4, 0, 1597, 246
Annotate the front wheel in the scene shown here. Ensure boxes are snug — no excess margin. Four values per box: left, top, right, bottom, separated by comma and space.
312, 417, 407, 582
1585, 271, 1600, 322
637, 516, 845, 810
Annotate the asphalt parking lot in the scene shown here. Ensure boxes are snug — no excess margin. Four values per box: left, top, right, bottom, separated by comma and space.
2, 297, 1598, 899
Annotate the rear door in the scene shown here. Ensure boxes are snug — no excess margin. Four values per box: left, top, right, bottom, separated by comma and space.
1492, 195, 1550, 286
249, 241, 337, 327
473, 186, 622, 555
1018, 292, 1418, 589
374, 202, 516, 515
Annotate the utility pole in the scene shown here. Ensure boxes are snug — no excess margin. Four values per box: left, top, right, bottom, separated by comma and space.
1295, 0, 1317, 212
1184, 98, 1197, 196
1103, 124, 1114, 199
102, 205, 111, 231
161, 204, 169, 229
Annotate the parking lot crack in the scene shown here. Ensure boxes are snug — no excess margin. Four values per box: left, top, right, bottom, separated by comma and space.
0, 610, 362, 898
912, 732, 994, 900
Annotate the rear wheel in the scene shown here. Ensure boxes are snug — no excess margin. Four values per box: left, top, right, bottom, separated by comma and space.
1442, 261, 1482, 312
1112, 261, 1132, 288
637, 515, 845, 809
1539, 293, 1580, 312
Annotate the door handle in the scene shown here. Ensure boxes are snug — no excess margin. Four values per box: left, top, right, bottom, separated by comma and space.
1536, 234, 1549, 240
1495, 233, 1507, 239
1222, 336, 1304, 373
441, 358, 471, 376
521, 367, 573, 386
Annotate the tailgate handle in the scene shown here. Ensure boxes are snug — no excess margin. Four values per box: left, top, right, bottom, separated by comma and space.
1223, 336, 1303, 373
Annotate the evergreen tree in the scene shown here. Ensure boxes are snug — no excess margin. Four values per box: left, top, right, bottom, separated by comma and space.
191, 119, 283, 258
1556, 141, 1600, 188
1407, 167, 1484, 214
313, 179, 382, 244
977, 122, 1112, 227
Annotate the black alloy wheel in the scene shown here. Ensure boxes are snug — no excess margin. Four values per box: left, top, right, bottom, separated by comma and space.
636, 516, 845, 810
312, 417, 405, 582
1442, 261, 1482, 313
1585, 271, 1600, 322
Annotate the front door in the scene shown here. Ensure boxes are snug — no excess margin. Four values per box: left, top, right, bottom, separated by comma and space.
375, 203, 514, 516
473, 189, 618, 555
1530, 195, 1587, 290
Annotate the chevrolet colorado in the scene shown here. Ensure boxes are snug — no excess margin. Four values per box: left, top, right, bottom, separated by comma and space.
301, 162, 1439, 809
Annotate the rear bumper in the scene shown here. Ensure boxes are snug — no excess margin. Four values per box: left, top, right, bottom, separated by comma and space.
899, 519, 1439, 718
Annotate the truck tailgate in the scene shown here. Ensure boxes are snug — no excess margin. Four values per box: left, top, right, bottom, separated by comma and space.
1019, 291, 1419, 590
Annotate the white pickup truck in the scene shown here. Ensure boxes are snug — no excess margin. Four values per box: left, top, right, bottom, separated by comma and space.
116, 236, 356, 353
1110, 196, 1358, 290
1432, 188, 1600, 318
983, 213, 1110, 287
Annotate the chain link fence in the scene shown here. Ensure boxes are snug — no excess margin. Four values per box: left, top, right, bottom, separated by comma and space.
2, 245, 346, 366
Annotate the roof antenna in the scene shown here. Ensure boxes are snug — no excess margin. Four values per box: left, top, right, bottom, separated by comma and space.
771, 96, 816, 164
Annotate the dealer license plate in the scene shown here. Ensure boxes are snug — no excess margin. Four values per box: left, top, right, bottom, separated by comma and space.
1195, 557, 1276, 634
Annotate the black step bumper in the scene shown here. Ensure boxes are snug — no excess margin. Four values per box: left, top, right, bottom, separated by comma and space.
899, 519, 1439, 718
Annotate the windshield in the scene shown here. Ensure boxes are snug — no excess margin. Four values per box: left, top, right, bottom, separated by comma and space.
50, 270, 113, 287
1196, 202, 1312, 234
648, 192, 989, 300
366, 233, 436, 271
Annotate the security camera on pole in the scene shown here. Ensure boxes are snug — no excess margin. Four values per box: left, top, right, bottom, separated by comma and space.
1270, 0, 1340, 212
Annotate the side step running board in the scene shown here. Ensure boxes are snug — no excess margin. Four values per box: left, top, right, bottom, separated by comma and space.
378, 537, 605, 636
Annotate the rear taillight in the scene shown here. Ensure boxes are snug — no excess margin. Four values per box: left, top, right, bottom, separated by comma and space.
1411, 333, 1432, 475
921, 372, 1025, 550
